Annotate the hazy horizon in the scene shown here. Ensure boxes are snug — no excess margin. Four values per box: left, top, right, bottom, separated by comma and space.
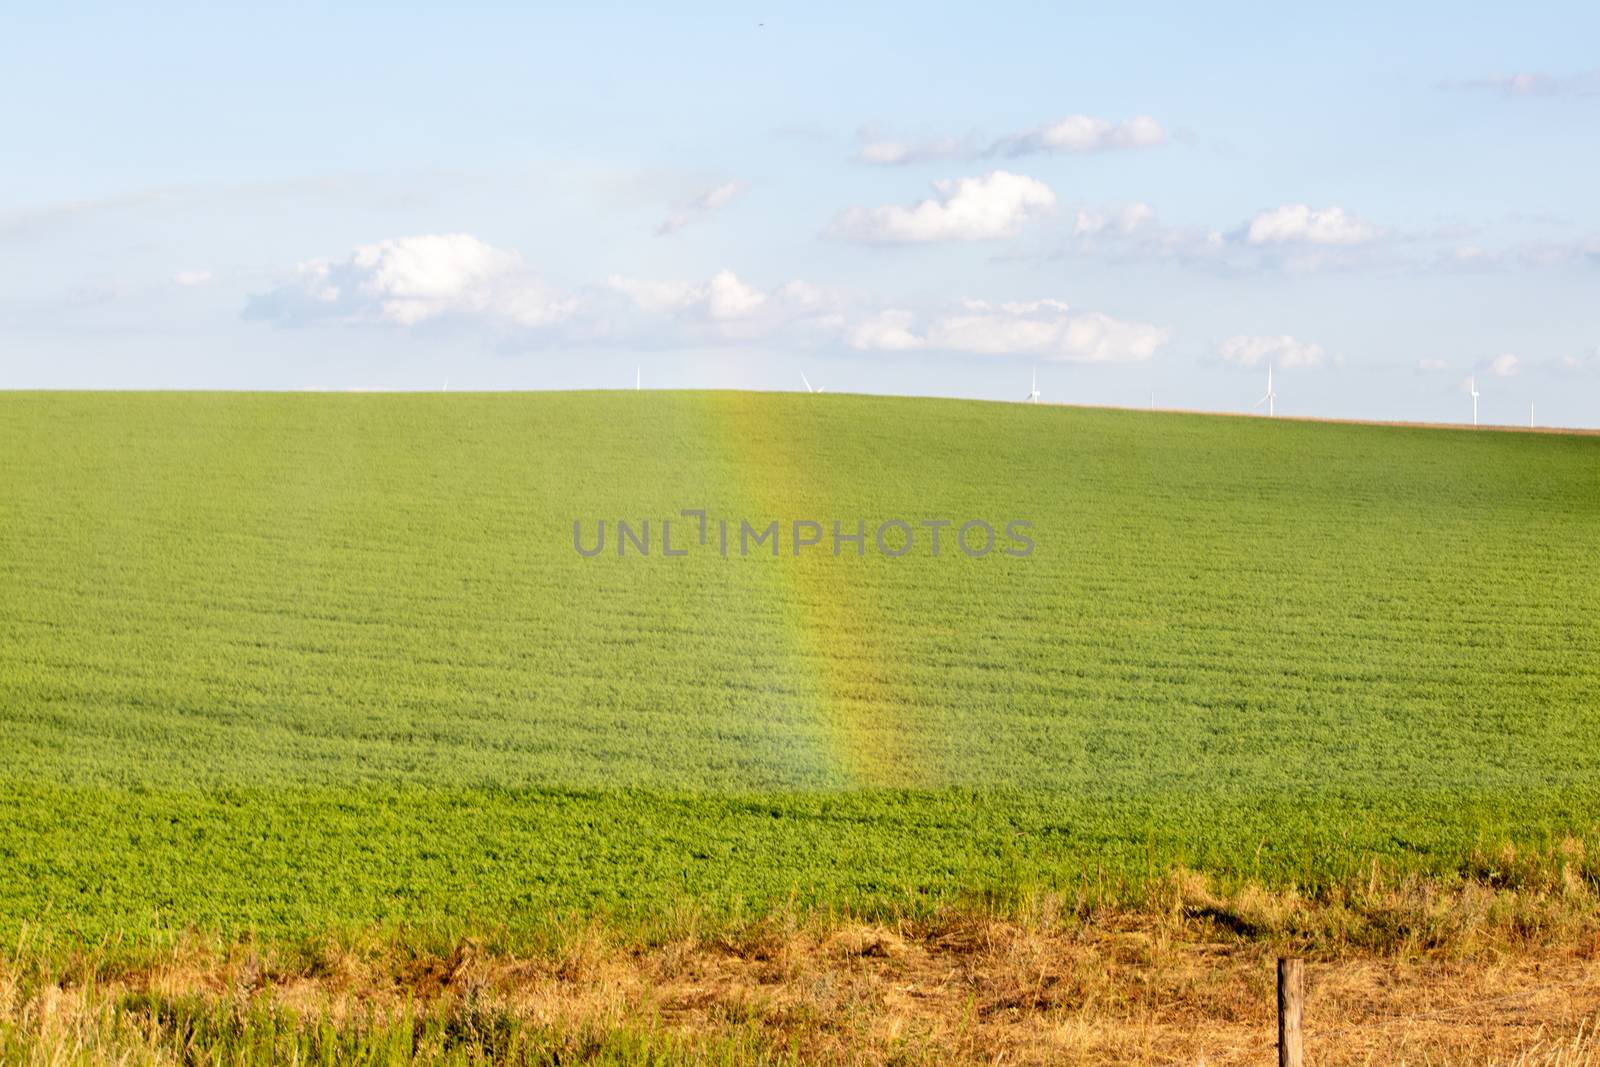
3, 2, 1597, 427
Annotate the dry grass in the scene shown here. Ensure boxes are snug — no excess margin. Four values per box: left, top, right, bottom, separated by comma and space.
5, 866, 1600, 1065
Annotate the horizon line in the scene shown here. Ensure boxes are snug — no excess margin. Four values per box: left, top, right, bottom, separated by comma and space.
3, 385, 1595, 436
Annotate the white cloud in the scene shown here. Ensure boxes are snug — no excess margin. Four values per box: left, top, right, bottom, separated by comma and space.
249, 235, 1160, 363
1054, 201, 1394, 273
603, 276, 697, 315
1418, 358, 1451, 371
1556, 348, 1599, 373
1074, 202, 1156, 237
1059, 202, 1598, 276
607, 269, 766, 320
247, 233, 575, 329
656, 180, 747, 236
774, 280, 832, 309
172, 270, 212, 286
855, 114, 1163, 166
851, 299, 1169, 363
827, 171, 1057, 243
1490, 353, 1520, 377
1498, 73, 1555, 97
1481, 73, 1550, 97
602, 269, 848, 347
1217, 334, 1326, 369
1513, 235, 1600, 269
994, 114, 1164, 156
856, 135, 969, 166
705, 270, 767, 319
1246, 205, 1379, 246
1055, 203, 1233, 266
848, 309, 923, 351
1454, 70, 1600, 98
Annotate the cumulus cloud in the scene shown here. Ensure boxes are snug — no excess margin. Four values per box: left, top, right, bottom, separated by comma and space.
249, 237, 846, 348
607, 269, 767, 320
248, 234, 1164, 363
847, 309, 923, 351
994, 114, 1164, 156
602, 270, 848, 346
827, 171, 1057, 243
850, 299, 1169, 363
655, 180, 747, 236
246, 233, 576, 329
1047, 200, 1392, 273
1490, 353, 1520, 377
855, 114, 1164, 166
1217, 334, 1326, 369
1245, 205, 1379, 246
705, 271, 768, 318
172, 270, 212, 286
601, 276, 697, 315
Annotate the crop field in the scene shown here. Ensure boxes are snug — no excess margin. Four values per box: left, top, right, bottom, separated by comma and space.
2, 390, 1599, 949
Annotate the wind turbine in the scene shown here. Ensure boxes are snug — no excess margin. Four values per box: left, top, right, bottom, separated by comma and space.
1469, 375, 1480, 426
1530, 400, 1535, 428
801, 372, 824, 394
1026, 366, 1041, 404
635, 365, 641, 392
1254, 364, 1277, 417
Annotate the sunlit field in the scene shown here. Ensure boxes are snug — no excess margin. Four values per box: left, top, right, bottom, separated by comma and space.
2, 390, 1598, 944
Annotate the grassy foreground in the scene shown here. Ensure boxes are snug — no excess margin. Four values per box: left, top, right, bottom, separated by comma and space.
6, 866, 1600, 1065
1, 391, 1599, 948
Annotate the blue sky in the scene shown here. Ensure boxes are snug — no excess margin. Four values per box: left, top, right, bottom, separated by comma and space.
3, 1, 1598, 425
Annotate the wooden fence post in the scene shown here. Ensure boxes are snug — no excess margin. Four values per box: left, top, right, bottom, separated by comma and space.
1278, 957, 1304, 1067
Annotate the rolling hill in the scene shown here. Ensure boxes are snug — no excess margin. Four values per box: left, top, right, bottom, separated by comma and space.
2, 390, 1597, 939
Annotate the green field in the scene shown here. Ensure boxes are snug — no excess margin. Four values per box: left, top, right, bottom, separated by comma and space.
2, 391, 1598, 943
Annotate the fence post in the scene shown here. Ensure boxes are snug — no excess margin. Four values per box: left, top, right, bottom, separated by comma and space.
1278, 957, 1304, 1067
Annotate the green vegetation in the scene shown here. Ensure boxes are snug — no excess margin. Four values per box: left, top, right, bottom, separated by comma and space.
1, 391, 1598, 944
2, 984, 799, 1067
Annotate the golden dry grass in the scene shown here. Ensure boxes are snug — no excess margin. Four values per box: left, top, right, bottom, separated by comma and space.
6, 868, 1600, 1064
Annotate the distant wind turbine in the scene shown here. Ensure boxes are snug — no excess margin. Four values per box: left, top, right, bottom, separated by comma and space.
1469, 375, 1480, 426
1026, 366, 1041, 404
1530, 400, 1535, 428
1253, 364, 1277, 417
635, 365, 640, 392
801, 371, 824, 394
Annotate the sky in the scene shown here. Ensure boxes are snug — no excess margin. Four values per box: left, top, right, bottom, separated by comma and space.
3, 1, 1598, 426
